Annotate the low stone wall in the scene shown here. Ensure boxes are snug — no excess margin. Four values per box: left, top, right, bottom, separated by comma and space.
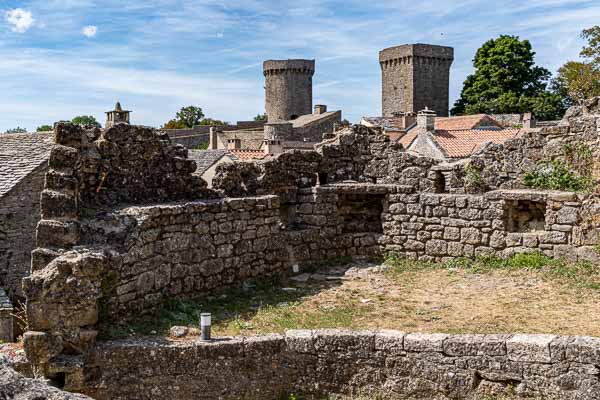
168, 133, 208, 149
382, 189, 597, 262
72, 330, 600, 399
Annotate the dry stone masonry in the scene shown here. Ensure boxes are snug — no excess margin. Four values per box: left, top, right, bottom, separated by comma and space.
67, 330, 600, 400
16, 98, 600, 399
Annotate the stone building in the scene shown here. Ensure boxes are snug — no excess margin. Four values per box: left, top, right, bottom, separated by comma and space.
0, 133, 54, 303
380, 43, 454, 117
398, 110, 521, 160
0, 132, 53, 340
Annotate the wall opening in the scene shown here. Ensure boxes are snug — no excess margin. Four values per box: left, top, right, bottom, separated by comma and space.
337, 193, 385, 234
504, 200, 546, 233
318, 172, 328, 186
279, 203, 298, 230
433, 171, 446, 193
290, 114, 299, 120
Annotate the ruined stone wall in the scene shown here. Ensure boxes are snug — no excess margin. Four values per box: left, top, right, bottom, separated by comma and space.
0, 358, 91, 399
0, 165, 46, 302
472, 98, 600, 192
382, 190, 596, 262
101, 196, 288, 319
72, 330, 600, 400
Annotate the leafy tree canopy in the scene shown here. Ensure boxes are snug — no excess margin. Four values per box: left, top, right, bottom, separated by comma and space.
36, 125, 53, 132
72, 115, 101, 128
554, 26, 600, 106
175, 106, 205, 128
254, 113, 267, 122
162, 119, 188, 129
5, 127, 27, 134
581, 26, 600, 66
555, 61, 600, 105
198, 118, 227, 126
451, 35, 566, 120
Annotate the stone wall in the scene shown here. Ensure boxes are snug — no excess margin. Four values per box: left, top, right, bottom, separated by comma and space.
0, 164, 46, 302
0, 358, 91, 399
0, 289, 13, 342
100, 196, 288, 319
382, 189, 596, 262
70, 330, 600, 399
472, 97, 600, 192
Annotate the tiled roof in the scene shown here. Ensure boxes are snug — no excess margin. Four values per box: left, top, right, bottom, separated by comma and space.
434, 114, 503, 131
229, 149, 267, 161
0, 133, 54, 198
188, 149, 230, 175
362, 116, 414, 130
398, 131, 418, 148
432, 129, 520, 158
291, 111, 339, 128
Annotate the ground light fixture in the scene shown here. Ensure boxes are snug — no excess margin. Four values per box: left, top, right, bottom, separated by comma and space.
200, 312, 212, 341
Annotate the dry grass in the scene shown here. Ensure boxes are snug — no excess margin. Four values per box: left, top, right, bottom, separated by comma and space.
103, 253, 600, 339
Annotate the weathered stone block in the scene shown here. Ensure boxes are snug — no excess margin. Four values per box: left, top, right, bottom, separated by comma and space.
507, 334, 556, 363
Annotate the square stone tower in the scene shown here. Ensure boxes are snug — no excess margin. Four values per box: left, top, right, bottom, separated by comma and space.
380, 44, 454, 117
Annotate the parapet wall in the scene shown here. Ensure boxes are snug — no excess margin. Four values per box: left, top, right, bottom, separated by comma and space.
71, 330, 600, 399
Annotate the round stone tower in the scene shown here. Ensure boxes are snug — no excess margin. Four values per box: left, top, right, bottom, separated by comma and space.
263, 59, 315, 122
380, 44, 454, 117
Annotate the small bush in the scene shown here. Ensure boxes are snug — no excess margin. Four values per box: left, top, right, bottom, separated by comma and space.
523, 159, 594, 192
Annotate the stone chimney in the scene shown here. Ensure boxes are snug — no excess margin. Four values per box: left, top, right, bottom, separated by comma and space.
523, 112, 536, 129
264, 138, 283, 156
314, 104, 327, 115
209, 127, 219, 150
417, 108, 436, 132
227, 137, 241, 150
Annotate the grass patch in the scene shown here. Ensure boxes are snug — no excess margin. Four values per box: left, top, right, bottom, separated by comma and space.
101, 253, 600, 340
385, 252, 600, 290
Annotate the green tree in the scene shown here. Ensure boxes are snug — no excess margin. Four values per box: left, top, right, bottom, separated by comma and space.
5, 127, 27, 134
72, 115, 101, 128
36, 125, 53, 132
175, 106, 205, 128
254, 113, 267, 122
451, 35, 565, 119
554, 27, 600, 106
580, 26, 600, 66
161, 119, 188, 129
555, 61, 600, 105
198, 118, 227, 126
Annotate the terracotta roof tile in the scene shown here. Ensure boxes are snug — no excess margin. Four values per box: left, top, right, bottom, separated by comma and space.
229, 149, 267, 160
434, 114, 503, 131
398, 131, 418, 148
432, 129, 520, 158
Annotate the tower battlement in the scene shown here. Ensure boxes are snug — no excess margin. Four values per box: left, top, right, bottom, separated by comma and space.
263, 59, 315, 122
380, 44, 454, 117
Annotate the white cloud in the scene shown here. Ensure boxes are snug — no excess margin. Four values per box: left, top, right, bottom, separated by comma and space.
5, 8, 35, 33
82, 25, 98, 38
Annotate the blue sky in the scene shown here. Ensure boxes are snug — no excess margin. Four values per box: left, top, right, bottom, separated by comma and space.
0, 0, 599, 131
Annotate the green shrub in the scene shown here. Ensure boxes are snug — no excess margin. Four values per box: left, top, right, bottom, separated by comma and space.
523, 159, 594, 192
